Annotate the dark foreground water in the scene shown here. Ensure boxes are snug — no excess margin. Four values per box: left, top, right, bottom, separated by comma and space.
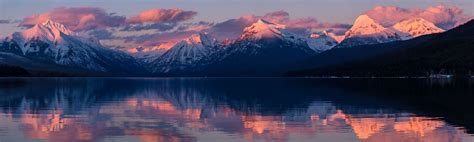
0, 78, 473, 142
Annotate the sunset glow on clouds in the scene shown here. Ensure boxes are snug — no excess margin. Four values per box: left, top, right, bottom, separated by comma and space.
19, 7, 125, 31
114, 10, 352, 50
1, 3, 472, 52
18, 7, 198, 31
365, 5, 470, 29
126, 8, 197, 24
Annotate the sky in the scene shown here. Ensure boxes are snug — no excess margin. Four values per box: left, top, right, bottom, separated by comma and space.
0, 0, 473, 51
1, 0, 473, 23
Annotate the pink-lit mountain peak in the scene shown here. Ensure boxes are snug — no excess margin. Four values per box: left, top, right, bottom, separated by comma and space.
241, 19, 287, 40
352, 15, 382, 28
149, 32, 219, 73
21, 19, 75, 42
183, 32, 215, 46
41, 19, 75, 35
393, 18, 444, 38
336, 15, 403, 48
345, 15, 387, 37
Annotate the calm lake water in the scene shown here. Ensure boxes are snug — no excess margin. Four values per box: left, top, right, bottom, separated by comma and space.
0, 78, 473, 142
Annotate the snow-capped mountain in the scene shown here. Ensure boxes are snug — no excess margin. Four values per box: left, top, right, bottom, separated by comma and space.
337, 15, 401, 48
227, 19, 314, 56
240, 19, 288, 40
306, 31, 341, 52
345, 15, 388, 37
199, 19, 316, 76
392, 18, 445, 39
149, 33, 220, 73
0, 20, 143, 74
130, 41, 177, 63
336, 15, 446, 48
232, 19, 311, 50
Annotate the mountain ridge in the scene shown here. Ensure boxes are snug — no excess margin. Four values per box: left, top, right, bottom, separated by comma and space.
0, 19, 145, 75
148, 32, 221, 74
336, 15, 402, 48
1, 17, 470, 77
393, 18, 445, 39
286, 19, 474, 77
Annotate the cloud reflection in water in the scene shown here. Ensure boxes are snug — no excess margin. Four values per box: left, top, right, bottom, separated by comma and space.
0, 78, 472, 142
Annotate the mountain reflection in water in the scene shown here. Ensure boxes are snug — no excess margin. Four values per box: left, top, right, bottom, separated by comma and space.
0, 78, 473, 142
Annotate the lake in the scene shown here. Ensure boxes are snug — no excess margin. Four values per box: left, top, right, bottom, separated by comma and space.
0, 78, 473, 142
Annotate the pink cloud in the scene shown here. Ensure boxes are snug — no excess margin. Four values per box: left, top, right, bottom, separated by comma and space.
118, 21, 213, 49
206, 15, 257, 40
127, 8, 197, 24
261, 11, 350, 30
263, 10, 290, 23
177, 22, 213, 32
20, 7, 125, 31
365, 5, 471, 29
124, 31, 196, 47
19, 7, 197, 32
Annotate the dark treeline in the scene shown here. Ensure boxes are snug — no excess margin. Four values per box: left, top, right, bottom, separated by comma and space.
0, 64, 31, 77
287, 20, 474, 77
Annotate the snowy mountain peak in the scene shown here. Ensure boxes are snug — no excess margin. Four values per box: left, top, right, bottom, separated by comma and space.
255, 19, 273, 25
1, 20, 143, 73
18, 19, 75, 43
184, 32, 215, 47
352, 15, 379, 27
2, 20, 83, 55
241, 19, 286, 40
337, 15, 402, 48
345, 15, 387, 37
392, 18, 444, 39
150, 33, 219, 73
41, 19, 74, 35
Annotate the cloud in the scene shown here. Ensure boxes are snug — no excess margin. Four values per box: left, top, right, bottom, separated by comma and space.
263, 10, 290, 23
87, 29, 115, 40
205, 15, 256, 40
365, 5, 471, 29
115, 21, 212, 49
17, 6, 201, 45
0, 20, 11, 24
121, 23, 177, 31
176, 22, 213, 32
261, 11, 350, 30
19, 7, 198, 32
126, 8, 197, 24
124, 31, 194, 47
19, 7, 126, 31
117, 8, 198, 32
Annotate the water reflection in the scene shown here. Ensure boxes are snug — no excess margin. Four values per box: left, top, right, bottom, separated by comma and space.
0, 78, 473, 142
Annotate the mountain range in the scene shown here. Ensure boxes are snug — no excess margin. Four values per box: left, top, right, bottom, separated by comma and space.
0, 15, 471, 77
336, 15, 444, 48
287, 19, 474, 77
0, 20, 144, 76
